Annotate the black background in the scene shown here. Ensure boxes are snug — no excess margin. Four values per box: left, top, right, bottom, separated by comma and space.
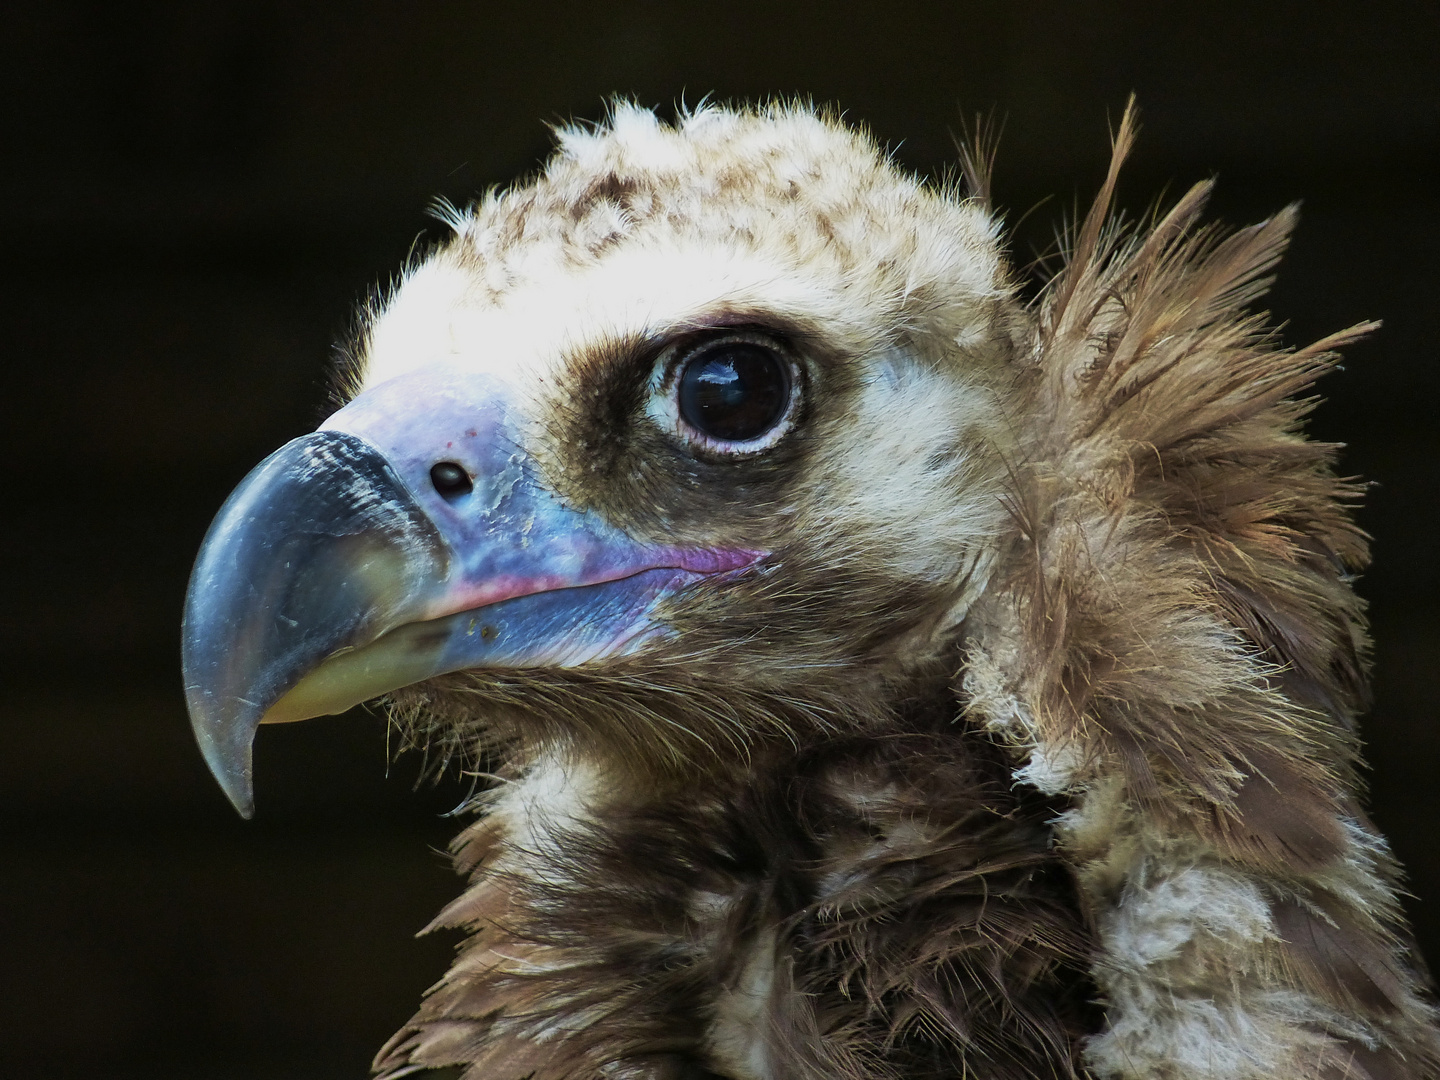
4, 3, 1438, 1077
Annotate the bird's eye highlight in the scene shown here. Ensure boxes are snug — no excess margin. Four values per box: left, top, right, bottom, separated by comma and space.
666, 335, 797, 452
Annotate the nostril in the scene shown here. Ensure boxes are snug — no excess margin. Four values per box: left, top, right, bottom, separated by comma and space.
430, 461, 473, 499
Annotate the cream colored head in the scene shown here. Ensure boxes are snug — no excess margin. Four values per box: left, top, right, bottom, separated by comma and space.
356, 102, 1024, 666
190, 102, 1033, 785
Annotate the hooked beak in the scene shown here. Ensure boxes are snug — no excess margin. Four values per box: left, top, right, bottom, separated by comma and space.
182, 368, 759, 818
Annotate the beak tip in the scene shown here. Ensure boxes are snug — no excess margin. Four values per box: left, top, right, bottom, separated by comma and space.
199, 735, 257, 819
186, 685, 260, 820
230, 790, 256, 821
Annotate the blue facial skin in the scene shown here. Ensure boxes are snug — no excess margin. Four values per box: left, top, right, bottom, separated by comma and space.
182, 367, 760, 816
322, 368, 704, 618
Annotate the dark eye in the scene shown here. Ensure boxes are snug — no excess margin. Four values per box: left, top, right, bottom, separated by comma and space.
676, 339, 792, 445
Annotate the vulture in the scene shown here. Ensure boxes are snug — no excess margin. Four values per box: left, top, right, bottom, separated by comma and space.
182, 101, 1440, 1080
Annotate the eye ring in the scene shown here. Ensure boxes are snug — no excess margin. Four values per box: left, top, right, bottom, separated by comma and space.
649, 331, 802, 455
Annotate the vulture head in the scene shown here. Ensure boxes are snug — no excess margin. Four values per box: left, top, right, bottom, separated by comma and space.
186, 104, 1019, 809
183, 102, 1440, 1080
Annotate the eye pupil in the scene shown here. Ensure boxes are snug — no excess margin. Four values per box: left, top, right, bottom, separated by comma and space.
429, 461, 473, 498
677, 342, 789, 443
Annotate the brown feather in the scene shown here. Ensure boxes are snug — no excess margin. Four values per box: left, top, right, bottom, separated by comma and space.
376, 737, 1097, 1080
966, 98, 1440, 1080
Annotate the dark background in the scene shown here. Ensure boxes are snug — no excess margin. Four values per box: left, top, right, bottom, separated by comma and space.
3, 2, 1437, 1077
